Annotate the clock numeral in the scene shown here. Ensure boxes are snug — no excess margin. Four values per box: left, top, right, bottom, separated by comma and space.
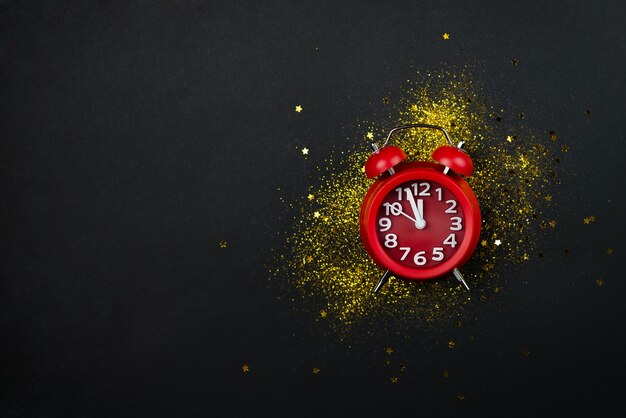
384, 234, 398, 248
435, 187, 443, 201
413, 251, 427, 266
395, 187, 403, 201
450, 217, 463, 231
432, 247, 444, 261
443, 233, 457, 248
383, 202, 403, 216
379, 217, 392, 232
399, 247, 411, 261
418, 182, 430, 196
445, 199, 457, 213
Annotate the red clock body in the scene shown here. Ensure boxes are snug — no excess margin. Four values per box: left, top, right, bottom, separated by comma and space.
360, 161, 481, 280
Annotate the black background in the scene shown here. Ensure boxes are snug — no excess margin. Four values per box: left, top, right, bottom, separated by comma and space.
1, 1, 625, 416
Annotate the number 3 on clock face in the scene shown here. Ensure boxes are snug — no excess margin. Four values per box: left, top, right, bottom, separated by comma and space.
375, 180, 466, 269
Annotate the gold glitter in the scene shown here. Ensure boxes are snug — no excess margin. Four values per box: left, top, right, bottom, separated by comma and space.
481, 240, 487, 247
549, 220, 557, 228
545, 194, 552, 201
242, 364, 250, 372
522, 253, 529, 261
390, 377, 399, 383
382, 97, 390, 105
385, 347, 393, 355
442, 370, 449, 378
506, 135, 514, 143
219, 240, 228, 248
307, 194, 314, 201
295, 105, 303, 113
607, 248, 613, 255
458, 393, 465, 401
442, 33, 450, 40
549, 131, 557, 142
275, 68, 558, 333
302, 147, 309, 155
511, 58, 519, 66
366, 132, 374, 139
561, 145, 569, 152
448, 339, 456, 349
320, 310, 327, 318
312, 367, 320, 374
596, 278, 604, 286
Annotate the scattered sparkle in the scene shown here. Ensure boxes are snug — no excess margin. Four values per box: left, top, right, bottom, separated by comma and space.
494, 239, 502, 246
307, 194, 315, 201
549, 131, 557, 142
295, 105, 303, 113
458, 393, 466, 401
521, 348, 530, 357
481, 240, 488, 247
306, 256, 313, 263
583, 215, 595, 224
506, 135, 514, 143
242, 364, 250, 373
366, 132, 374, 140
390, 377, 399, 383
549, 220, 557, 228
320, 310, 327, 318
219, 240, 228, 248
385, 347, 394, 355
522, 253, 529, 261
596, 278, 604, 286
607, 248, 613, 255
511, 58, 519, 66
313, 211, 321, 218
561, 145, 569, 152
545, 194, 552, 201
312, 367, 320, 374
382, 97, 390, 105
442, 370, 449, 378
302, 147, 309, 155
448, 339, 456, 349
442, 33, 450, 40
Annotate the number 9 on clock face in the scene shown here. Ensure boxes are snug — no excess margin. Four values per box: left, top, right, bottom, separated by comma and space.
376, 180, 465, 269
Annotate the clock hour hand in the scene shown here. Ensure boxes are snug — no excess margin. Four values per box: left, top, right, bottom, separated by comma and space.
404, 189, 426, 229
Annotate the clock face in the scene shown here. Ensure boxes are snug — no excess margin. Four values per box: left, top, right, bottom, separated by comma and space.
375, 179, 466, 269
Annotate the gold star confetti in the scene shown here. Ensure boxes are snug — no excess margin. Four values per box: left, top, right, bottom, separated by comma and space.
385, 347, 393, 355
457, 393, 465, 401
382, 97, 390, 105
242, 364, 250, 373
522, 253, 529, 261
583, 215, 595, 224
521, 348, 530, 357
494, 239, 502, 246
481, 240, 487, 247
596, 278, 604, 286
307, 194, 314, 201
549, 220, 557, 228
306, 255, 313, 263
442, 33, 450, 40
295, 105, 302, 113
301, 147, 309, 155
390, 377, 398, 383
545, 194, 552, 201
607, 248, 613, 255
448, 339, 456, 349
366, 132, 374, 140
511, 58, 519, 66
312, 367, 320, 374
320, 310, 327, 318
442, 370, 449, 378
313, 211, 320, 218
549, 131, 557, 142
411, 104, 418, 111
219, 240, 228, 248
561, 145, 569, 152
506, 135, 514, 143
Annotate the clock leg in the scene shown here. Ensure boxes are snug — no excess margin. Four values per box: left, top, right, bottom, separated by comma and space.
452, 268, 470, 291
373, 270, 391, 293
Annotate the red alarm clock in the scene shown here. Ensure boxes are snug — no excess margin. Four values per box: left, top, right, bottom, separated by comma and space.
360, 124, 481, 292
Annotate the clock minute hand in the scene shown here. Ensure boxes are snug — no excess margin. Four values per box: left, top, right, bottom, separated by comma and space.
404, 189, 426, 230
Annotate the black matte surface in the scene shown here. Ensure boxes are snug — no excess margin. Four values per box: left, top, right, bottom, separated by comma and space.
1, 1, 625, 416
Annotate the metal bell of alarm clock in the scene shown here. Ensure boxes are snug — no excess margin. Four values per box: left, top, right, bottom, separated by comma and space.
359, 124, 481, 292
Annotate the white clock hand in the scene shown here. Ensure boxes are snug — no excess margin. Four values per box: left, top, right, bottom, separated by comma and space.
404, 189, 426, 229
